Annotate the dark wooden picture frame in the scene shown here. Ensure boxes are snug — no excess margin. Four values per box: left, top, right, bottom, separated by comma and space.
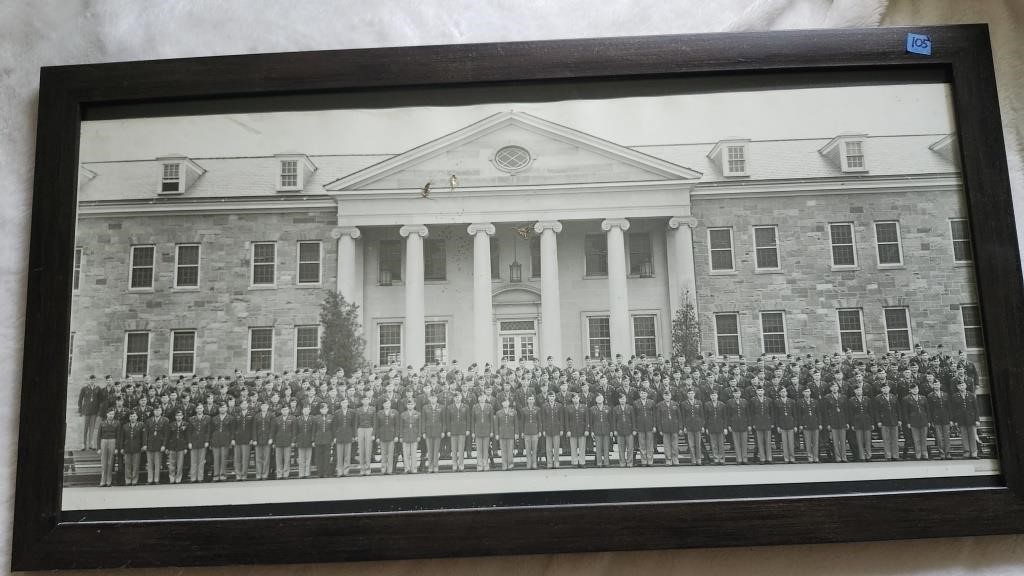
14, 24, 1024, 571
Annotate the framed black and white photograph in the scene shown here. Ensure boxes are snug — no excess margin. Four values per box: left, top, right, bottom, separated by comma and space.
13, 24, 1024, 571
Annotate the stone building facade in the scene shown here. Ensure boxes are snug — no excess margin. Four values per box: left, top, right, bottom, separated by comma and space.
66, 112, 983, 445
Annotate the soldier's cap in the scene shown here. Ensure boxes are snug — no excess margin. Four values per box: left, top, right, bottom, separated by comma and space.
88, 375, 96, 380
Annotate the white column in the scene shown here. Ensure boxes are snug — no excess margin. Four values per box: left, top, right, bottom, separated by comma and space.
602, 218, 632, 360
534, 220, 563, 364
467, 223, 496, 366
668, 216, 698, 314
400, 224, 428, 369
332, 226, 362, 302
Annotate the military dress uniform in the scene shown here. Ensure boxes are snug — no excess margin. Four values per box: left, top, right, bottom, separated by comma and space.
187, 412, 212, 482
680, 398, 705, 465
332, 407, 357, 476
446, 402, 472, 471
232, 407, 254, 480
703, 398, 729, 464
294, 414, 316, 478
726, 395, 751, 464
354, 406, 377, 475
422, 403, 446, 473
165, 417, 189, 483
749, 394, 774, 464
565, 401, 590, 468
655, 399, 681, 466
634, 397, 658, 466
399, 407, 423, 474
612, 400, 636, 467
951, 388, 980, 458
540, 399, 565, 468
902, 392, 931, 459
589, 403, 613, 467
143, 413, 169, 484
251, 409, 275, 479
848, 394, 874, 461
271, 412, 297, 479
821, 392, 850, 462
313, 410, 334, 478
79, 383, 102, 450
519, 404, 542, 469
97, 416, 121, 486
375, 406, 399, 474
773, 396, 797, 463
119, 419, 145, 485
495, 407, 519, 470
796, 394, 822, 462
873, 391, 902, 460
471, 402, 495, 471
928, 389, 953, 459
210, 413, 235, 481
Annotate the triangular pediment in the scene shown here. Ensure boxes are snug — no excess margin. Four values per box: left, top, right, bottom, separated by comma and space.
324, 111, 702, 191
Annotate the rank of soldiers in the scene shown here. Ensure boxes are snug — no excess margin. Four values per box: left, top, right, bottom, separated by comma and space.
77, 343, 984, 486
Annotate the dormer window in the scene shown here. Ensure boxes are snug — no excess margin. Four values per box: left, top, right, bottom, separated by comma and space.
707, 139, 749, 177
156, 156, 205, 195
161, 163, 181, 193
843, 141, 865, 170
819, 134, 867, 173
274, 154, 316, 192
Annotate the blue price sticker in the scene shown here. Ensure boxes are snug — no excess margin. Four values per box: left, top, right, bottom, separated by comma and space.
906, 33, 932, 55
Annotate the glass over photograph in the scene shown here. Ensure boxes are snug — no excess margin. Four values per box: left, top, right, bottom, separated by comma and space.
62, 81, 998, 511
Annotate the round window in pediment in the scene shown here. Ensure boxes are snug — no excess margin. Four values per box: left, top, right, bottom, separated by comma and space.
493, 145, 532, 173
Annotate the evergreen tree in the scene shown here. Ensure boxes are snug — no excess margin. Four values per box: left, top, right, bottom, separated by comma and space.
671, 290, 701, 363
318, 290, 366, 374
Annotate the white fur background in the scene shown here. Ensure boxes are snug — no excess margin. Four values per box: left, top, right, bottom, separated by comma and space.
1, 1, 1023, 574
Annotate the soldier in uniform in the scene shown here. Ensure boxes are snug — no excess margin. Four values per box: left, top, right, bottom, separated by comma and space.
251, 401, 275, 480
774, 387, 797, 464
332, 398, 356, 477
354, 395, 377, 476
232, 399, 254, 481
210, 402, 235, 482
313, 403, 334, 478
520, 394, 542, 470
634, 388, 657, 466
471, 393, 495, 471
165, 408, 189, 484
97, 407, 120, 487
376, 398, 399, 474
874, 381, 902, 461
187, 403, 212, 483
495, 398, 519, 470
422, 394, 446, 473
704, 389, 728, 465
749, 387, 773, 464
951, 380, 981, 458
566, 394, 590, 468
655, 391, 681, 466
540, 392, 564, 469
726, 388, 751, 464
589, 394, 613, 468
902, 383, 930, 460
142, 405, 168, 484
612, 393, 636, 467
399, 399, 422, 474
849, 387, 874, 462
294, 404, 316, 478
78, 375, 102, 451
796, 387, 821, 463
446, 392, 472, 472
927, 378, 953, 460
272, 405, 297, 479
681, 388, 705, 465
822, 382, 850, 462
119, 411, 145, 486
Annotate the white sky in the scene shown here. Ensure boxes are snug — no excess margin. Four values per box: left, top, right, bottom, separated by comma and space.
79, 83, 956, 162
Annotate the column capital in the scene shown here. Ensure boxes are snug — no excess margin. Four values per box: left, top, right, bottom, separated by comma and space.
467, 222, 496, 236
399, 224, 429, 238
330, 226, 362, 240
601, 218, 631, 232
668, 216, 698, 230
534, 220, 563, 234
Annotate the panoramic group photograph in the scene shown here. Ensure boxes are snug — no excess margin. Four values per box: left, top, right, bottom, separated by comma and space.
62, 80, 997, 511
